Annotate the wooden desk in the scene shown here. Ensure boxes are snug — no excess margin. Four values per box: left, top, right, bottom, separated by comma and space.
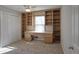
25, 31, 53, 44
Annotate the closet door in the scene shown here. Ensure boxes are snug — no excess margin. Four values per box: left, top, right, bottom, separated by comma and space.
72, 6, 79, 53
7, 13, 15, 43
61, 6, 74, 54
61, 5, 79, 54
1, 11, 21, 47
7, 13, 21, 44
0, 10, 2, 45
1, 12, 9, 46
66, 6, 79, 54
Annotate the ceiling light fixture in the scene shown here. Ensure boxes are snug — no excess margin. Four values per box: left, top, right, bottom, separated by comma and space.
25, 8, 31, 12
24, 5, 31, 12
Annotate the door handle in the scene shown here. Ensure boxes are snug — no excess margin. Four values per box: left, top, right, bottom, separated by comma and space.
68, 46, 74, 50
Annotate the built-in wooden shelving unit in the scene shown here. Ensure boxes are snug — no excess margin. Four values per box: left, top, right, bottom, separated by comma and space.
22, 12, 32, 38
53, 9, 60, 42
22, 13, 26, 38
26, 12, 32, 25
22, 9, 61, 43
45, 10, 53, 25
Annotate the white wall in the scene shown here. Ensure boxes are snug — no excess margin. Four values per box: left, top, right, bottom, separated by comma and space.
0, 6, 21, 47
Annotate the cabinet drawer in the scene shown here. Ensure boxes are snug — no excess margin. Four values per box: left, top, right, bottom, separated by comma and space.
44, 33, 53, 37
44, 37, 53, 43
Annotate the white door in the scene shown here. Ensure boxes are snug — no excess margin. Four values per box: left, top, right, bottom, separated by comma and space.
72, 6, 79, 54
7, 13, 21, 44
61, 5, 79, 54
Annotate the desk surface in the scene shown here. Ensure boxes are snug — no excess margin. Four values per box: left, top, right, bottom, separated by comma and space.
25, 31, 53, 34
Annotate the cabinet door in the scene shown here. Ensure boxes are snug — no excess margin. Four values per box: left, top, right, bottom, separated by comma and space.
44, 33, 53, 43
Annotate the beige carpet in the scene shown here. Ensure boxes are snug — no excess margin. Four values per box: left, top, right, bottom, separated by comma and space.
0, 40, 63, 54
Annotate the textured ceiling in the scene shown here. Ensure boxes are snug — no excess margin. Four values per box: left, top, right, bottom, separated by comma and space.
3, 5, 61, 12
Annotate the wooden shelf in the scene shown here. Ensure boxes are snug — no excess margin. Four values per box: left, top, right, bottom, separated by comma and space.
26, 12, 32, 26
53, 16, 60, 19
46, 22, 52, 25
53, 9, 60, 42
22, 13, 26, 38
45, 10, 53, 25
46, 19, 52, 22
22, 12, 32, 38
